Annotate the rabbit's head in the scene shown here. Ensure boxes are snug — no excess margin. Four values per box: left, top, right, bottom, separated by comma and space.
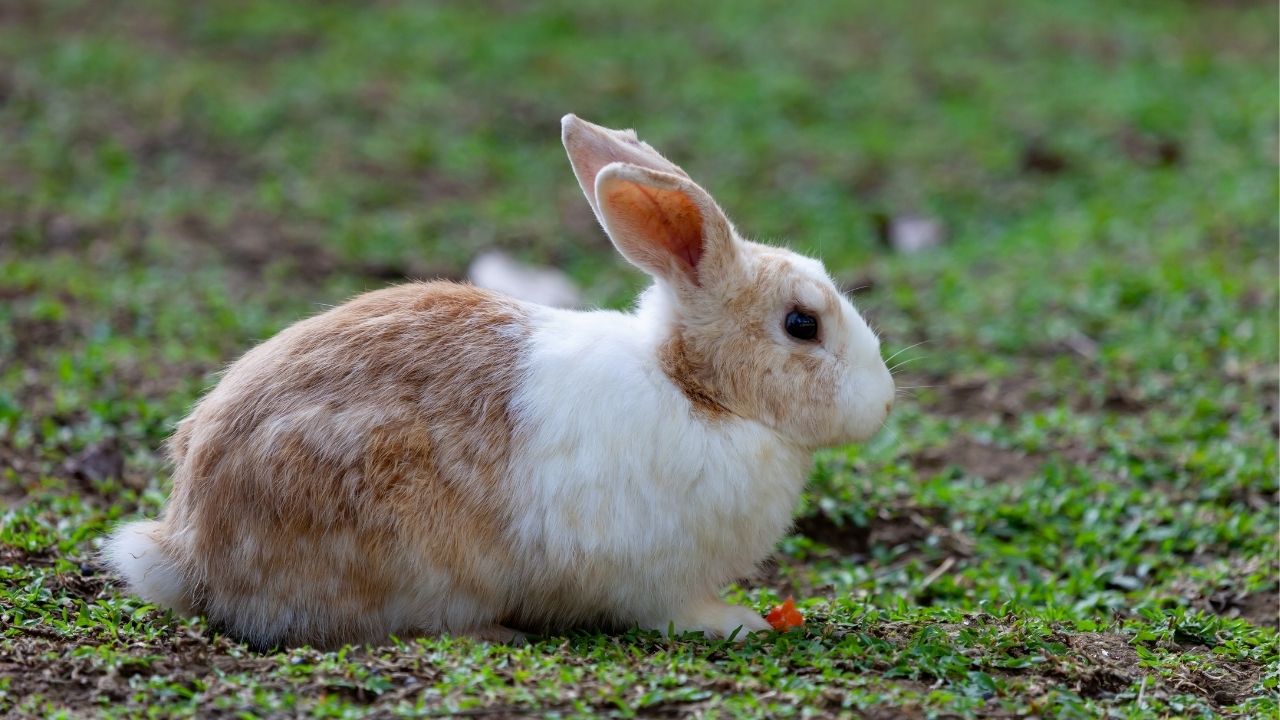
563, 115, 894, 449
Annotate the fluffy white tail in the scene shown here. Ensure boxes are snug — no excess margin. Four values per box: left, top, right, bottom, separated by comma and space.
102, 520, 191, 615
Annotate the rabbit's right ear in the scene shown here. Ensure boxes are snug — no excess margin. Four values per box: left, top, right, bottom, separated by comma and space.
561, 114, 689, 228
592, 163, 737, 289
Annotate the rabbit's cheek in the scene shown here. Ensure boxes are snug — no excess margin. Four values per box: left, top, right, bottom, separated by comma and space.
833, 363, 895, 442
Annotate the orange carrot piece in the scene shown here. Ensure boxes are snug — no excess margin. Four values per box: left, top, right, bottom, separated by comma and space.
765, 596, 805, 631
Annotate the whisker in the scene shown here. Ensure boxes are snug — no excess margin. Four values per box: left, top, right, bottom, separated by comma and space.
883, 340, 929, 364
888, 356, 924, 374
894, 385, 935, 390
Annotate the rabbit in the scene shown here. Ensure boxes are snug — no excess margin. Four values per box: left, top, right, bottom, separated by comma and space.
103, 115, 895, 649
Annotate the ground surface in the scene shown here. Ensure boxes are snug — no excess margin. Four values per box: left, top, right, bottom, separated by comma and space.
1, 0, 1277, 717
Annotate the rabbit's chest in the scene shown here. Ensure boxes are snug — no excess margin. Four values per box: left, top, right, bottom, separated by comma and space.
510, 411, 808, 583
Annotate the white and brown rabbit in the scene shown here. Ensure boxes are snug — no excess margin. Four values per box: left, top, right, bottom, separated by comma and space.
105, 115, 895, 648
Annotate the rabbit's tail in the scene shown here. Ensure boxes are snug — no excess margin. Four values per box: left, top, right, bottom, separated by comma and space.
102, 520, 192, 615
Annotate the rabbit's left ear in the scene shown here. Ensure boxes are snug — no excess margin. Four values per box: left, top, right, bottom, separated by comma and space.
561, 114, 689, 226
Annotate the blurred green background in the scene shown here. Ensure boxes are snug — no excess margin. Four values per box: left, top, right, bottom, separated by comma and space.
1, 1, 1276, 717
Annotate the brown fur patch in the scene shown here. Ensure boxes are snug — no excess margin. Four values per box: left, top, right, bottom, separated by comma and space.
155, 282, 530, 647
658, 331, 730, 419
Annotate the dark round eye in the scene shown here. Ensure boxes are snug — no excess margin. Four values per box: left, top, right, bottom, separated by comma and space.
784, 310, 819, 341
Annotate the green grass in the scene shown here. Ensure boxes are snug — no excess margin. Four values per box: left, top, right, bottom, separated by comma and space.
1, 0, 1277, 717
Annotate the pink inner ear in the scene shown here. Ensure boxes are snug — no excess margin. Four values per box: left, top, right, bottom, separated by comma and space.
603, 182, 706, 284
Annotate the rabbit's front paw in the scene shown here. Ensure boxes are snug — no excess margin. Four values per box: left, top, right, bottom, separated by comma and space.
655, 599, 770, 641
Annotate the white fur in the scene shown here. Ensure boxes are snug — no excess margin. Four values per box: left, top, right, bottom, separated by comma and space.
505, 291, 808, 633
103, 520, 191, 615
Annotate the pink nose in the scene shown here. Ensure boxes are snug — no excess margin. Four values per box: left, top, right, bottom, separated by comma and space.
884, 401, 893, 413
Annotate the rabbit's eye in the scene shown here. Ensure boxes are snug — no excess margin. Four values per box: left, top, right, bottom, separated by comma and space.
784, 310, 819, 342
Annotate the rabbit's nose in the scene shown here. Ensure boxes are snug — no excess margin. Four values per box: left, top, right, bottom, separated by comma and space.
884, 400, 893, 413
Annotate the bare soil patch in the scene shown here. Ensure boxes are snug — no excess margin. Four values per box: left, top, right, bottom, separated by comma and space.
793, 509, 943, 558
911, 435, 1097, 485
1207, 585, 1280, 629
1053, 626, 1265, 707
919, 373, 1151, 420
791, 505, 976, 572
913, 438, 1043, 483
1062, 631, 1143, 697
1, 630, 258, 718
922, 374, 1058, 418
1233, 590, 1279, 629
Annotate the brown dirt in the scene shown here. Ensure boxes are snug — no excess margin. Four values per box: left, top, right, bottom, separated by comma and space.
60, 440, 125, 487
922, 374, 1058, 418
1117, 128, 1183, 168
1164, 556, 1280, 629
918, 373, 1151, 420
1021, 140, 1070, 175
789, 505, 977, 593
2, 631, 272, 718
1209, 586, 1280, 629
1060, 631, 1264, 707
793, 507, 950, 558
1062, 632, 1143, 697
913, 438, 1044, 483
909, 434, 1097, 488
1233, 590, 1279, 628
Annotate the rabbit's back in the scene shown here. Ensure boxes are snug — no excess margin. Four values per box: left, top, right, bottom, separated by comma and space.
155, 282, 531, 647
